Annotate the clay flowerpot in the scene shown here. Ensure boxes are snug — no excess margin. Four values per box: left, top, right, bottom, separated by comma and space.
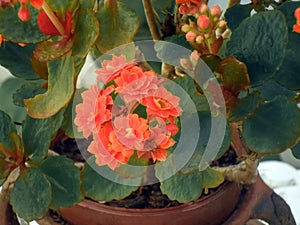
59, 175, 297, 225
60, 181, 242, 225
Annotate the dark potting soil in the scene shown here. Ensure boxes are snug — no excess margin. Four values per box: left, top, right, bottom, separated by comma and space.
51, 130, 237, 210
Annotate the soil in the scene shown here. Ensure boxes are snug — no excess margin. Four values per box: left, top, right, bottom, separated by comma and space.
50, 130, 238, 210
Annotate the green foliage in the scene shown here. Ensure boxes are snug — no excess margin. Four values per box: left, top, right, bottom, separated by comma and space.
0, 43, 39, 80
227, 11, 288, 86
46, 0, 79, 14
13, 82, 46, 107
38, 156, 83, 209
242, 96, 300, 154
96, 1, 140, 53
0, 3, 49, 43
0, 110, 17, 150
22, 110, 65, 163
81, 157, 141, 201
24, 55, 75, 118
10, 168, 52, 222
224, 4, 252, 31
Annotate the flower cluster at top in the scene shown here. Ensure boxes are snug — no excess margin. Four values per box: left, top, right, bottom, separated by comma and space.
294, 7, 300, 34
74, 55, 182, 170
177, 0, 229, 55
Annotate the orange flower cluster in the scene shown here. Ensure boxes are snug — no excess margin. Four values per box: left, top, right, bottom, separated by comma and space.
75, 55, 182, 170
293, 8, 300, 34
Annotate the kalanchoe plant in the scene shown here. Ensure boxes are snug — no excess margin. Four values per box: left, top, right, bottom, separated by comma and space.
1, 0, 300, 223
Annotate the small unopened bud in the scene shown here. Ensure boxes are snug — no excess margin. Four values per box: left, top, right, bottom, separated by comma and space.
196, 35, 204, 44
18, 5, 30, 21
197, 15, 210, 29
200, 4, 209, 14
186, 31, 196, 42
295, 7, 300, 20
210, 5, 222, 17
181, 24, 190, 33
218, 20, 227, 28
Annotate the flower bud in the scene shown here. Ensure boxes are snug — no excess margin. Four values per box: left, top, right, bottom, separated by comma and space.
196, 35, 204, 44
18, 5, 30, 21
200, 4, 208, 14
295, 7, 300, 20
218, 20, 227, 28
186, 31, 196, 42
197, 15, 210, 29
210, 5, 222, 17
181, 24, 190, 33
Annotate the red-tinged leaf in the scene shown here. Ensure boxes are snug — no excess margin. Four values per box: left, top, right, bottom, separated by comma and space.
34, 38, 74, 62
217, 56, 250, 95
30, 0, 44, 9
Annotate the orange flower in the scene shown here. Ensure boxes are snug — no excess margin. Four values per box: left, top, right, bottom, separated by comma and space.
115, 66, 162, 103
89, 122, 134, 170
293, 8, 300, 34
142, 87, 182, 118
176, 0, 202, 7
74, 85, 114, 138
96, 55, 136, 84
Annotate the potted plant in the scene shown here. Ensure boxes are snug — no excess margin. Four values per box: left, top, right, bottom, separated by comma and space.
0, 0, 299, 224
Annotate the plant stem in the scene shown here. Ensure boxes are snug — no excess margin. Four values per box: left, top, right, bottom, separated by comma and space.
229, 122, 249, 157
41, 1, 65, 36
142, 0, 161, 40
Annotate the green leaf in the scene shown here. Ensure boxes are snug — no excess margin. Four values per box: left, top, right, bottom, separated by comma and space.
34, 39, 74, 62
72, 9, 99, 57
39, 156, 83, 209
200, 54, 221, 72
22, 109, 65, 163
0, 43, 39, 80
81, 157, 141, 201
0, 110, 16, 150
291, 142, 300, 159
224, 4, 252, 31
0, 3, 49, 43
242, 96, 300, 154
10, 168, 52, 221
46, 0, 79, 14
201, 167, 224, 189
217, 56, 250, 94
96, 1, 140, 53
277, 1, 300, 30
79, 0, 95, 9
227, 11, 288, 85
13, 82, 46, 107
251, 80, 297, 101
229, 92, 261, 122
159, 171, 202, 203
24, 55, 75, 118
180, 112, 231, 174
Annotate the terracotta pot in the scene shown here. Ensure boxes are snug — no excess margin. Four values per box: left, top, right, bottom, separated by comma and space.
60, 181, 242, 225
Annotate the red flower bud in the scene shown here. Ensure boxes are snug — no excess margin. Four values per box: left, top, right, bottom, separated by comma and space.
18, 5, 30, 21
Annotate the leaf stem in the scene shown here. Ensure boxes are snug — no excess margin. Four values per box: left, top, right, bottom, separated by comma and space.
142, 0, 161, 40
41, 1, 65, 36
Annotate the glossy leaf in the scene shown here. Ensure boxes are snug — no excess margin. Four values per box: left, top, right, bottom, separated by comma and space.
13, 82, 46, 107
0, 110, 17, 150
242, 96, 300, 154
229, 92, 261, 122
79, 0, 95, 9
10, 168, 52, 221
72, 9, 100, 57
217, 56, 250, 94
291, 142, 300, 159
96, 1, 139, 53
34, 38, 74, 62
159, 171, 202, 203
22, 109, 65, 163
39, 156, 83, 209
0, 3, 49, 43
200, 54, 221, 72
277, 1, 300, 29
224, 4, 252, 31
252, 80, 297, 101
81, 157, 141, 201
201, 167, 224, 189
24, 55, 75, 118
0, 43, 39, 80
227, 11, 288, 85
46, 0, 79, 14
179, 111, 231, 174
